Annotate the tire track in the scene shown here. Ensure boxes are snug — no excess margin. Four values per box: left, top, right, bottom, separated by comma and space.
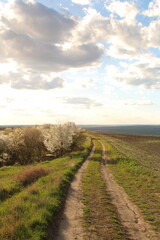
55, 145, 95, 240
100, 140, 160, 240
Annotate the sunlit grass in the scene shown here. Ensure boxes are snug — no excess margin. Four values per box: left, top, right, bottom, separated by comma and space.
0, 137, 92, 240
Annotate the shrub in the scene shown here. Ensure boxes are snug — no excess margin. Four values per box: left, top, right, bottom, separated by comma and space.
21, 127, 46, 164
7, 127, 46, 165
16, 167, 50, 186
71, 131, 86, 150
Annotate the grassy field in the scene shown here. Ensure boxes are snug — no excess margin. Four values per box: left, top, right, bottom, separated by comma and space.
98, 133, 160, 232
0, 138, 92, 240
82, 140, 127, 240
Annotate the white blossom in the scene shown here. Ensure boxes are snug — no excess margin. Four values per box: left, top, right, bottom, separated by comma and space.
43, 122, 78, 153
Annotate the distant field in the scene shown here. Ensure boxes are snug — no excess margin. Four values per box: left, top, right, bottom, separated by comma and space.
100, 133, 160, 172
80, 125, 160, 136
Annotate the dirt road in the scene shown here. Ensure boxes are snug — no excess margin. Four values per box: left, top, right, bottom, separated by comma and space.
55, 145, 95, 240
100, 140, 160, 240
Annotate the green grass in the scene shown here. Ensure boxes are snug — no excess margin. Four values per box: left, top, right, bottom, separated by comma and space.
0, 137, 92, 240
0, 138, 91, 203
100, 137, 160, 232
82, 140, 126, 240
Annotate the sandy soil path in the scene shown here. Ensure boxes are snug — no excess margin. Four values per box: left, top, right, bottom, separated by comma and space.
55, 145, 95, 240
100, 140, 160, 240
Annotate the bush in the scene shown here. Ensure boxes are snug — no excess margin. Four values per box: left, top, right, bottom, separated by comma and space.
71, 131, 86, 150
16, 167, 50, 186
21, 127, 46, 164
7, 127, 46, 165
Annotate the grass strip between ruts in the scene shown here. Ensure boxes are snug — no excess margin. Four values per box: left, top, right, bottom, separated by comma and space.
82, 140, 126, 240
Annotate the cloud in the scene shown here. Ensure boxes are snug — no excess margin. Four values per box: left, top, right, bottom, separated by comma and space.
124, 100, 155, 106
63, 97, 102, 108
106, 0, 138, 22
2, 0, 76, 43
0, 0, 104, 90
0, 68, 65, 90
0, 0, 160, 92
106, 55, 160, 89
0, 1, 104, 71
73, 8, 146, 56
71, 0, 92, 5
11, 76, 64, 90
143, 0, 160, 17
0, 26, 104, 72
144, 19, 160, 48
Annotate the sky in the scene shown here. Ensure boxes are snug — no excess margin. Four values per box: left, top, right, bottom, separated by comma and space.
0, 0, 160, 125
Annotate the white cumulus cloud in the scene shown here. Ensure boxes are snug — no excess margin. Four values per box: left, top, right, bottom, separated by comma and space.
71, 0, 92, 5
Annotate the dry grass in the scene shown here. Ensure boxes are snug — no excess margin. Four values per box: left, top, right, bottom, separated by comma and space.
16, 167, 50, 186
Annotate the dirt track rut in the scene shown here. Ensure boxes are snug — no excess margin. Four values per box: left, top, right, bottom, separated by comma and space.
55, 145, 95, 240
100, 140, 160, 240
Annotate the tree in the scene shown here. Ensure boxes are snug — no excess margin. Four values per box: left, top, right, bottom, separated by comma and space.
43, 122, 79, 156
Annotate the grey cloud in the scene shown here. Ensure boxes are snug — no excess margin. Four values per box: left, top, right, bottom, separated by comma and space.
11, 77, 64, 90
124, 77, 160, 89
63, 97, 102, 108
1, 29, 104, 71
115, 61, 160, 89
2, 0, 76, 43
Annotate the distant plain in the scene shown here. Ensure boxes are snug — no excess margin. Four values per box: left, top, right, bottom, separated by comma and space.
80, 125, 160, 135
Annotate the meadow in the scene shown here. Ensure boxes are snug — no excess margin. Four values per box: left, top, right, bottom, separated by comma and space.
0, 137, 92, 240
